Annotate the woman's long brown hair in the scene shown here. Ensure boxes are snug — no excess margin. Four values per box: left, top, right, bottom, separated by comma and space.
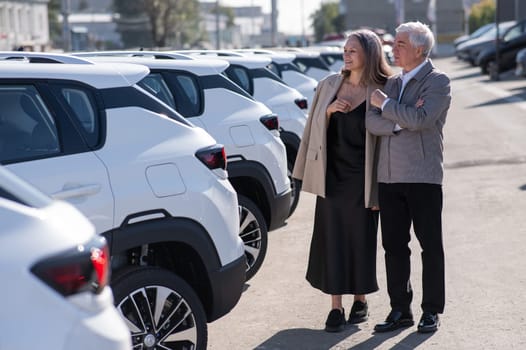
341, 29, 392, 86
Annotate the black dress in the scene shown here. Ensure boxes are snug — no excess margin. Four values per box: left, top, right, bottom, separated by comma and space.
306, 101, 379, 295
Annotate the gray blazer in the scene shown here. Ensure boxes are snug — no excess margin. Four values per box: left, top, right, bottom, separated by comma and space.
292, 73, 380, 208
365, 60, 451, 185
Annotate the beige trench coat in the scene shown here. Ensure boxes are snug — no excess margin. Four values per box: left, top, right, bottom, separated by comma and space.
292, 73, 380, 208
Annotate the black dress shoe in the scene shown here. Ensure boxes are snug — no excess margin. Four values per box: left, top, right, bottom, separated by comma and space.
417, 312, 440, 333
374, 310, 414, 333
325, 308, 346, 332
348, 300, 368, 324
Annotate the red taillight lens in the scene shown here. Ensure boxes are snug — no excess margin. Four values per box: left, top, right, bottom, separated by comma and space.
31, 237, 109, 297
260, 115, 279, 131
295, 98, 308, 110
196, 144, 227, 170
91, 245, 109, 289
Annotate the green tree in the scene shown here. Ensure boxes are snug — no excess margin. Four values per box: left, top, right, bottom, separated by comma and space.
48, 0, 62, 47
311, 2, 344, 43
113, 0, 204, 49
113, 0, 153, 48
213, 5, 235, 28
468, 0, 495, 34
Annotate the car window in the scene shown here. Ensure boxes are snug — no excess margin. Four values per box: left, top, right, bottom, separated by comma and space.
267, 62, 281, 77
137, 73, 176, 109
504, 25, 522, 41
293, 60, 307, 73
59, 86, 100, 147
294, 57, 330, 71
503, 23, 524, 41
162, 72, 201, 117
321, 54, 341, 66
225, 66, 253, 95
278, 62, 303, 74
482, 22, 517, 40
0, 85, 60, 164
471, 23, 494, 38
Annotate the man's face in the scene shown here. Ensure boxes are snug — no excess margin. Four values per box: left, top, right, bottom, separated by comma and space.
393, 32, 424, 72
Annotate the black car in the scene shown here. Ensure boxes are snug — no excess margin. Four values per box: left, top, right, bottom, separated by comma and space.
454, 23, 495, 50
455, 21, 516, 65
476, 20, 526, 74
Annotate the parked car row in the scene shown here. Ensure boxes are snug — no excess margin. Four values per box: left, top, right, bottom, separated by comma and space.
0, 54, 244, 349
455, 20, 526, 77
0, 46, 342, 348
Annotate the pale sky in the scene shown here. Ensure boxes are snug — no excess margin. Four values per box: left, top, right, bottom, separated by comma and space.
205, 0, 335, 35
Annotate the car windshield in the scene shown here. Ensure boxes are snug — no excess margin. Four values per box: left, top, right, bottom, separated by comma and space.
470, 23, 494, 38
480, 22, 516, 39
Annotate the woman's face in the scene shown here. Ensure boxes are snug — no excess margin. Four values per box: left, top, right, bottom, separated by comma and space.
343, 36, 365, 72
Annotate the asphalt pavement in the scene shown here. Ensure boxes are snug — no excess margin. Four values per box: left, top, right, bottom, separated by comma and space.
207, 54, 526, 350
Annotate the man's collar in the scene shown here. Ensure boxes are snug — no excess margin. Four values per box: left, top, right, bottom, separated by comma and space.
401, 59, 429, 81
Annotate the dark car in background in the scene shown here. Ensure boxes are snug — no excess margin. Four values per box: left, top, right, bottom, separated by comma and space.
456, 21, 516, 65
514, 47, 526, 76
475, 20, 526, 74
453, 23, 495, 51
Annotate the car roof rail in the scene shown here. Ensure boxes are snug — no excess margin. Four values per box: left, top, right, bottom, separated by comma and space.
175, 50, 246, 57
72, 50, 193, 60
0, 51, 93, 64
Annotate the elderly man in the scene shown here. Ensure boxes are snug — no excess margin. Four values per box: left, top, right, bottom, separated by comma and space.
366, 21, 451, 333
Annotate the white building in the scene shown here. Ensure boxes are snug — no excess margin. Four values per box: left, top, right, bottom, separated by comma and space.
0, 0, 50, 50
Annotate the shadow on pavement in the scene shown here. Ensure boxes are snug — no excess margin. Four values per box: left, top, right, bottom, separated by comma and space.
345, 328, 434, 350
253, 326, 435, 349
450, 71, 484, 80
466, 91, 526, 109
388, 331, 436, 349
254, 326, 359, 350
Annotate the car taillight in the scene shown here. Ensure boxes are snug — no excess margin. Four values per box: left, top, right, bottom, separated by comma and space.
31, 236, 109, 297
196, 144, 227, 170
260, 114, 279, 131
295, 98, 308, 110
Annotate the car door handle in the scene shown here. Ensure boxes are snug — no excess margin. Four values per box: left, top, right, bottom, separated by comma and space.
51, 184, 102, 200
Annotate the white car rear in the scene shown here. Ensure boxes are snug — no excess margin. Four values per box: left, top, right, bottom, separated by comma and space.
71, 52, 291, 280
0, 166, 131, 350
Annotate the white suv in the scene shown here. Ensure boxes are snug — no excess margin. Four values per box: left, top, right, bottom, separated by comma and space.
275, 49, 337, 81
179, 50, 308, 215
0, 165, 131, 349
235, 49, 318, 109
72, 50, 292, 280
0, 58, 245, 349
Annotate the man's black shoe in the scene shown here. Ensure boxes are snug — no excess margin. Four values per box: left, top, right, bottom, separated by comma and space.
417, 312, 440, 333
348, 300, 368, 324
325, 308, 346, 332
374, 310, 414, 333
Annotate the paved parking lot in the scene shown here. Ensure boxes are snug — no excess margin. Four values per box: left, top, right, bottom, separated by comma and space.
207, 56, 526, 349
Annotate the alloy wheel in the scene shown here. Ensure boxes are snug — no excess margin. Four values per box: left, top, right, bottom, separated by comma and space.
117, 285, 198, 350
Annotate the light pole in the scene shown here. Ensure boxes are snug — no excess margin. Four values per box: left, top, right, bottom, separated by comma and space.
271, 0, 277, 47
301, 0, 305, 46
61, 0, 71, 51
493, 0, 500, 81
396, 0, 405, 25
215, 0, 221, 49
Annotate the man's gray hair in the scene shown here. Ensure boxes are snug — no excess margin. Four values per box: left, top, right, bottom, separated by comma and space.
396, 21, 435, 58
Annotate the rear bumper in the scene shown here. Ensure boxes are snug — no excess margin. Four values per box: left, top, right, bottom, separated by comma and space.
207, 254, 246, 322
268, 189, 291, 231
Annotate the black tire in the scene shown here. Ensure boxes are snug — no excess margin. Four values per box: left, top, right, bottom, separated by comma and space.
288, 160, 301, 217
488, 61, 499, 80
480, 61, 491, 75
238, 194, 268, 281
112, 267, 207, 350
